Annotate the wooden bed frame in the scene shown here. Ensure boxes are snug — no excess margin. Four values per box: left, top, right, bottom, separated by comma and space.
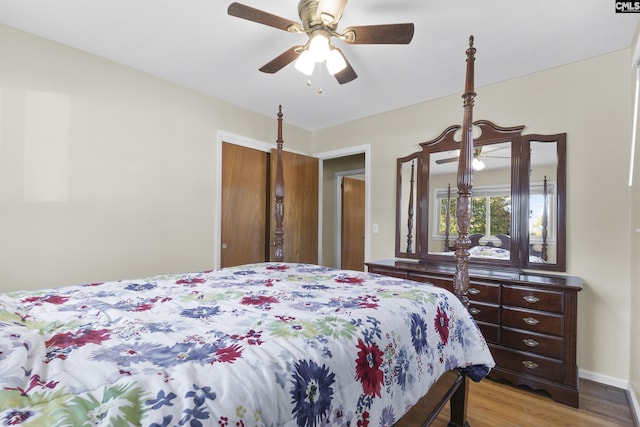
272, 36, 479, 427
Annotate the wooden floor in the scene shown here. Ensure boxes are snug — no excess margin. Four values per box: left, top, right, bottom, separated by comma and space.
431, 378, 637, 427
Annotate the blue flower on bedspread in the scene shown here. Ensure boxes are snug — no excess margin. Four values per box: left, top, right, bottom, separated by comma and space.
379, 405, 396, 427
179, 384, 217, 427
125, 282, 157, 292
180, 305, 221, 319
290, 359, 335, 427
410, 313, 429, 354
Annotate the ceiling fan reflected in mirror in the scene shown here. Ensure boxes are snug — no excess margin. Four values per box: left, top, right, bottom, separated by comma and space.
227, 0, 414, 84
435, 146, 511, 171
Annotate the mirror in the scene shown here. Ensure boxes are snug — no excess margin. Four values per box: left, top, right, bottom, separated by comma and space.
395, 120, 567, 272
395, 152, 421, 258
523, 134, 566, 271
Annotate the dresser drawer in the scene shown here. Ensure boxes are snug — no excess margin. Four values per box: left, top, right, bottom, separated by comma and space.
368, 265, 408, 279
478, 322, 500, 344
503, 286, 563, 313
467, 281, 500, 304
469, 302, 499, 324
502, 307, 563, 336
491, 346, 564, 382
407, 273, 454, 292
501, 327, 564, 359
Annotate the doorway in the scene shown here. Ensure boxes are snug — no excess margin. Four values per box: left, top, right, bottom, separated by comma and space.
319, 150, 368, 269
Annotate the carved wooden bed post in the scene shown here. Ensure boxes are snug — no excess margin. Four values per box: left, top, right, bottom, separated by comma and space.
453, 36, 476, 309
406, 161, 415, 253
274, 105, 285, 262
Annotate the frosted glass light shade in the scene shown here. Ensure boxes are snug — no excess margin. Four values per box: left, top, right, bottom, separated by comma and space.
295, 50, 315, 75
473, 158, 485, 171
326, 49, 347, 75
308, 33, 330, 62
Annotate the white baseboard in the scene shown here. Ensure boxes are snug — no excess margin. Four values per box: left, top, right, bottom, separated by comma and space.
628, 383, 640, 426
579, 369, 629, 390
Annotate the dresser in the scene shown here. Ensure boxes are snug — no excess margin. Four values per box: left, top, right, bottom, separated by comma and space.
366, 259, 583, 407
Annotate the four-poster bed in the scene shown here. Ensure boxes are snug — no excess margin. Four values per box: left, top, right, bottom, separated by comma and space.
0, 38, 494, 426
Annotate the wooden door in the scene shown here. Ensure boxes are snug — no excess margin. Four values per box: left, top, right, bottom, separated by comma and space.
341, 176, 365, 271
269, 150, 319, 263
221, 143, 268, 267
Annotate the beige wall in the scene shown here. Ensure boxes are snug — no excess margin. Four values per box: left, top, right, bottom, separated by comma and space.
1, 22, 638, 390
0, 24, 312, 292
313, 49, 635, 383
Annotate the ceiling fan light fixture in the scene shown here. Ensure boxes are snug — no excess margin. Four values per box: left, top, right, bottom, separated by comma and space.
326, 48, 347, 75
473, 158, 485, 171
308, 31, 330, 62
295, 49, 315, 75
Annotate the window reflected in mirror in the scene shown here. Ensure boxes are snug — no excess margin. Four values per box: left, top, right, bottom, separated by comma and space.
429, 141, 512, 262
528, 140, 559, 265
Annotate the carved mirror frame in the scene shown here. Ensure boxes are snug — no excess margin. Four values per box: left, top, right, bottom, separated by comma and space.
395, 120, 567, 272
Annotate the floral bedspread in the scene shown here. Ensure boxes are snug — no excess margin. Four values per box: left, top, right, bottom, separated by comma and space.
0, 263, 494, 427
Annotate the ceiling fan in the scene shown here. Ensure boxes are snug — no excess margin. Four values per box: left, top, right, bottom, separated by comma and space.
227, 0, 414, 84
435, 147, 511, 170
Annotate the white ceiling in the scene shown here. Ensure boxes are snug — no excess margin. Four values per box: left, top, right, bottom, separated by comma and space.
0, 0, 638, 131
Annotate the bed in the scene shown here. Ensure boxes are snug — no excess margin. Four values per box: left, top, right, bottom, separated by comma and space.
0, 37, 494, 427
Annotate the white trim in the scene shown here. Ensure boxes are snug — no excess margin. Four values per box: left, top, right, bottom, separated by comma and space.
315, 145, 371, 265
629, 382, 640, 426
578, 368, 629, 390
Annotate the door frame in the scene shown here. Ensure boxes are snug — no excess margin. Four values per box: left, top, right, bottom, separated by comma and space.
315, 145, 371, 267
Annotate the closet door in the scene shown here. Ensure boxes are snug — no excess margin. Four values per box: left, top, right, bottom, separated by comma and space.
221, 143, 268, 267
269, 149, 318, 263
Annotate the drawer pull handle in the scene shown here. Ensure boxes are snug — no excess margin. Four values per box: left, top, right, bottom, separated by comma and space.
469, 307, 481, 315
523, 296, 540, 304
468, 288, 480, 295
523, 317, 539, 326
522, 361, 539, 370
523, 338, 539, 347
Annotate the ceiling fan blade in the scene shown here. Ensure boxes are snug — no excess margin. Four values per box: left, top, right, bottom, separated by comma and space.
259, 46, 303, 74
333, 49, 357, 84
341, 23, 414, 44
435, 157, 460, 165
228, 2, 303, 32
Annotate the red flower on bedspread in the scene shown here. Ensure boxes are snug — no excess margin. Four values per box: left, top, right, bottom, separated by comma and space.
46, 328, 111, 351
335, 276, 365, 285
21, 295, 69, 306
5, 374, 58, 397
266, 264, 289, 271
175, 277, 206, 286
354, 339, 384, 398
211, 344, 243, 364
240, 295, 279, 306
434, 306, 450, 345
